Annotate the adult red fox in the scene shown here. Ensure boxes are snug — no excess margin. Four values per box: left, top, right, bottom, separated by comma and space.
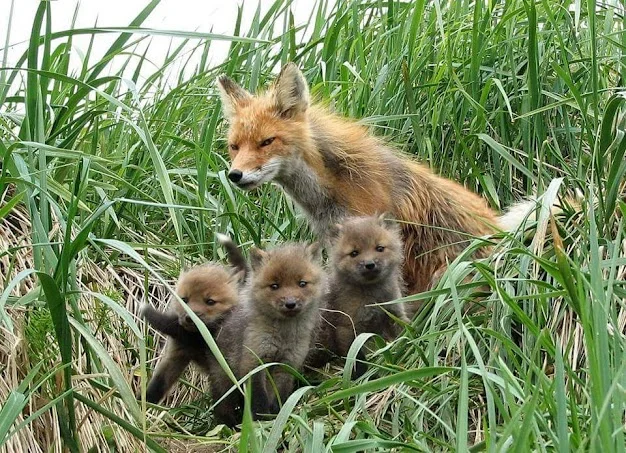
217, 64, 531, 303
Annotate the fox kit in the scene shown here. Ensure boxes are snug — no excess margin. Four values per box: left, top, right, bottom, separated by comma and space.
217, 64, 535, 312
209, 243, 326, 427
141, 234, 247, 404
310, 215, 408, 378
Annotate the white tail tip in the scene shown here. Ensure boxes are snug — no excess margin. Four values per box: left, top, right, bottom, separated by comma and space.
498, 198, 538, 231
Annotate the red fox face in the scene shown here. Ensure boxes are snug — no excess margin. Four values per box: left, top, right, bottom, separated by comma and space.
248, 243, 324, 319
330, 215, 404, 285
217, 64, 311, 190
173, 264, 240, 331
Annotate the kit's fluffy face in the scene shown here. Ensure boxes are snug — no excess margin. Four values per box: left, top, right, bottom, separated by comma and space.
331, 215, 403, 285
174, 264, 240, 330
249, 243, 324, 319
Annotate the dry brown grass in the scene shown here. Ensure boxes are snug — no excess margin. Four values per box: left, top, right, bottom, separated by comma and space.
0, 206, 219, 451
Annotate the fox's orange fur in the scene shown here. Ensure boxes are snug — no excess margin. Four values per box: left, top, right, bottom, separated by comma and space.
218, 64, 501, 309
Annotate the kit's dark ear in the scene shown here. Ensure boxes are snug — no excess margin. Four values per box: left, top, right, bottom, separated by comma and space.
327, 223, 343, 243
272, 63, 310, 118
216, 75, 252, 119
249, 247, 268, 271
377, 213, 399, 231
228, 268, 247, 286
305, 242, 322, 262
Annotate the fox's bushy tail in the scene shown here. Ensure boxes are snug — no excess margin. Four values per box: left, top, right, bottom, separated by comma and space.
498, 198, 541, 231
498, 190, 582, 232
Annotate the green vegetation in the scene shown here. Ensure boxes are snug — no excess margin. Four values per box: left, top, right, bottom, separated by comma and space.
1, 0, 625, 451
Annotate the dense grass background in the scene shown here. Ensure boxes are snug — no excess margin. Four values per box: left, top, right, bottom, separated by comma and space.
1, 0, 625, 451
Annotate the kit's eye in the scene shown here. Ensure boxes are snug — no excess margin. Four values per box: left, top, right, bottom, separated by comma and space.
376, 245, 385, 252
229, 144, 239, 151
181, 297, 189, 304
350, 250, 359, 258
298, 280, 307, 288
270, 283, 279, 290
205, 299, 216, 306
260, 137, 275, 147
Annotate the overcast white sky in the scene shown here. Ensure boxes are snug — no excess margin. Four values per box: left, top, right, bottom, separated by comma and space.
1, 0, 325, 86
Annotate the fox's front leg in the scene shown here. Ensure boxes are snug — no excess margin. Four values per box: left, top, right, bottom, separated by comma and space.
379, 307, 407, 341
210, 366, 244, 427
212, 390, 243, 427
250, 370, 270, 420
141, 304, 185, 338
335, 326, 367, 379
268, 368, 296, 413
145, 340, 191, 403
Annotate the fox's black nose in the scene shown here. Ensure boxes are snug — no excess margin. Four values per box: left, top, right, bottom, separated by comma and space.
364, 261, 376, 270
285, 301, 297, 309
228, 169, 243, 183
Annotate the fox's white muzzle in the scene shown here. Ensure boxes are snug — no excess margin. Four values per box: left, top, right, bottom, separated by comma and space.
227, 158, 282, 190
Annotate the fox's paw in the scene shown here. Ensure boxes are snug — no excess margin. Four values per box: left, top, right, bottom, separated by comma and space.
139, 303, 153, 318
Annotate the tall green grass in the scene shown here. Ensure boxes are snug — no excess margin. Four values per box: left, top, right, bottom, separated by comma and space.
1, 0, 624, 451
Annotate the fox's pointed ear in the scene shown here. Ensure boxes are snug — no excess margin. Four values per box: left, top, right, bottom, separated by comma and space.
377, 213, 400, 233
327, 223, 343, 242
273, 63, 310, 118
228, 268, 247, 286
305, 242, 322, 262
216, 75, 251, 119
377, 212, 391, 227
249, 247, 268, 271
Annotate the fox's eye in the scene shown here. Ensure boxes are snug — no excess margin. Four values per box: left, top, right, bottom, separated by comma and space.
350, 250, 359, 258
229, 144, 239, 151
298, 280, 307, 288
205, 298, 216, 306
260, 137, 275, 147
181, 297, 189, 304
376, 245, 385, 252
270, 283, 279, 290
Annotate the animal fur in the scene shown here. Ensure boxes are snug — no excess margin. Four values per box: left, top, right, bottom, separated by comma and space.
141, 235, 247, 404
208, 242, 326, 427
217, 64, 524, 314
307, 215, 408, 378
